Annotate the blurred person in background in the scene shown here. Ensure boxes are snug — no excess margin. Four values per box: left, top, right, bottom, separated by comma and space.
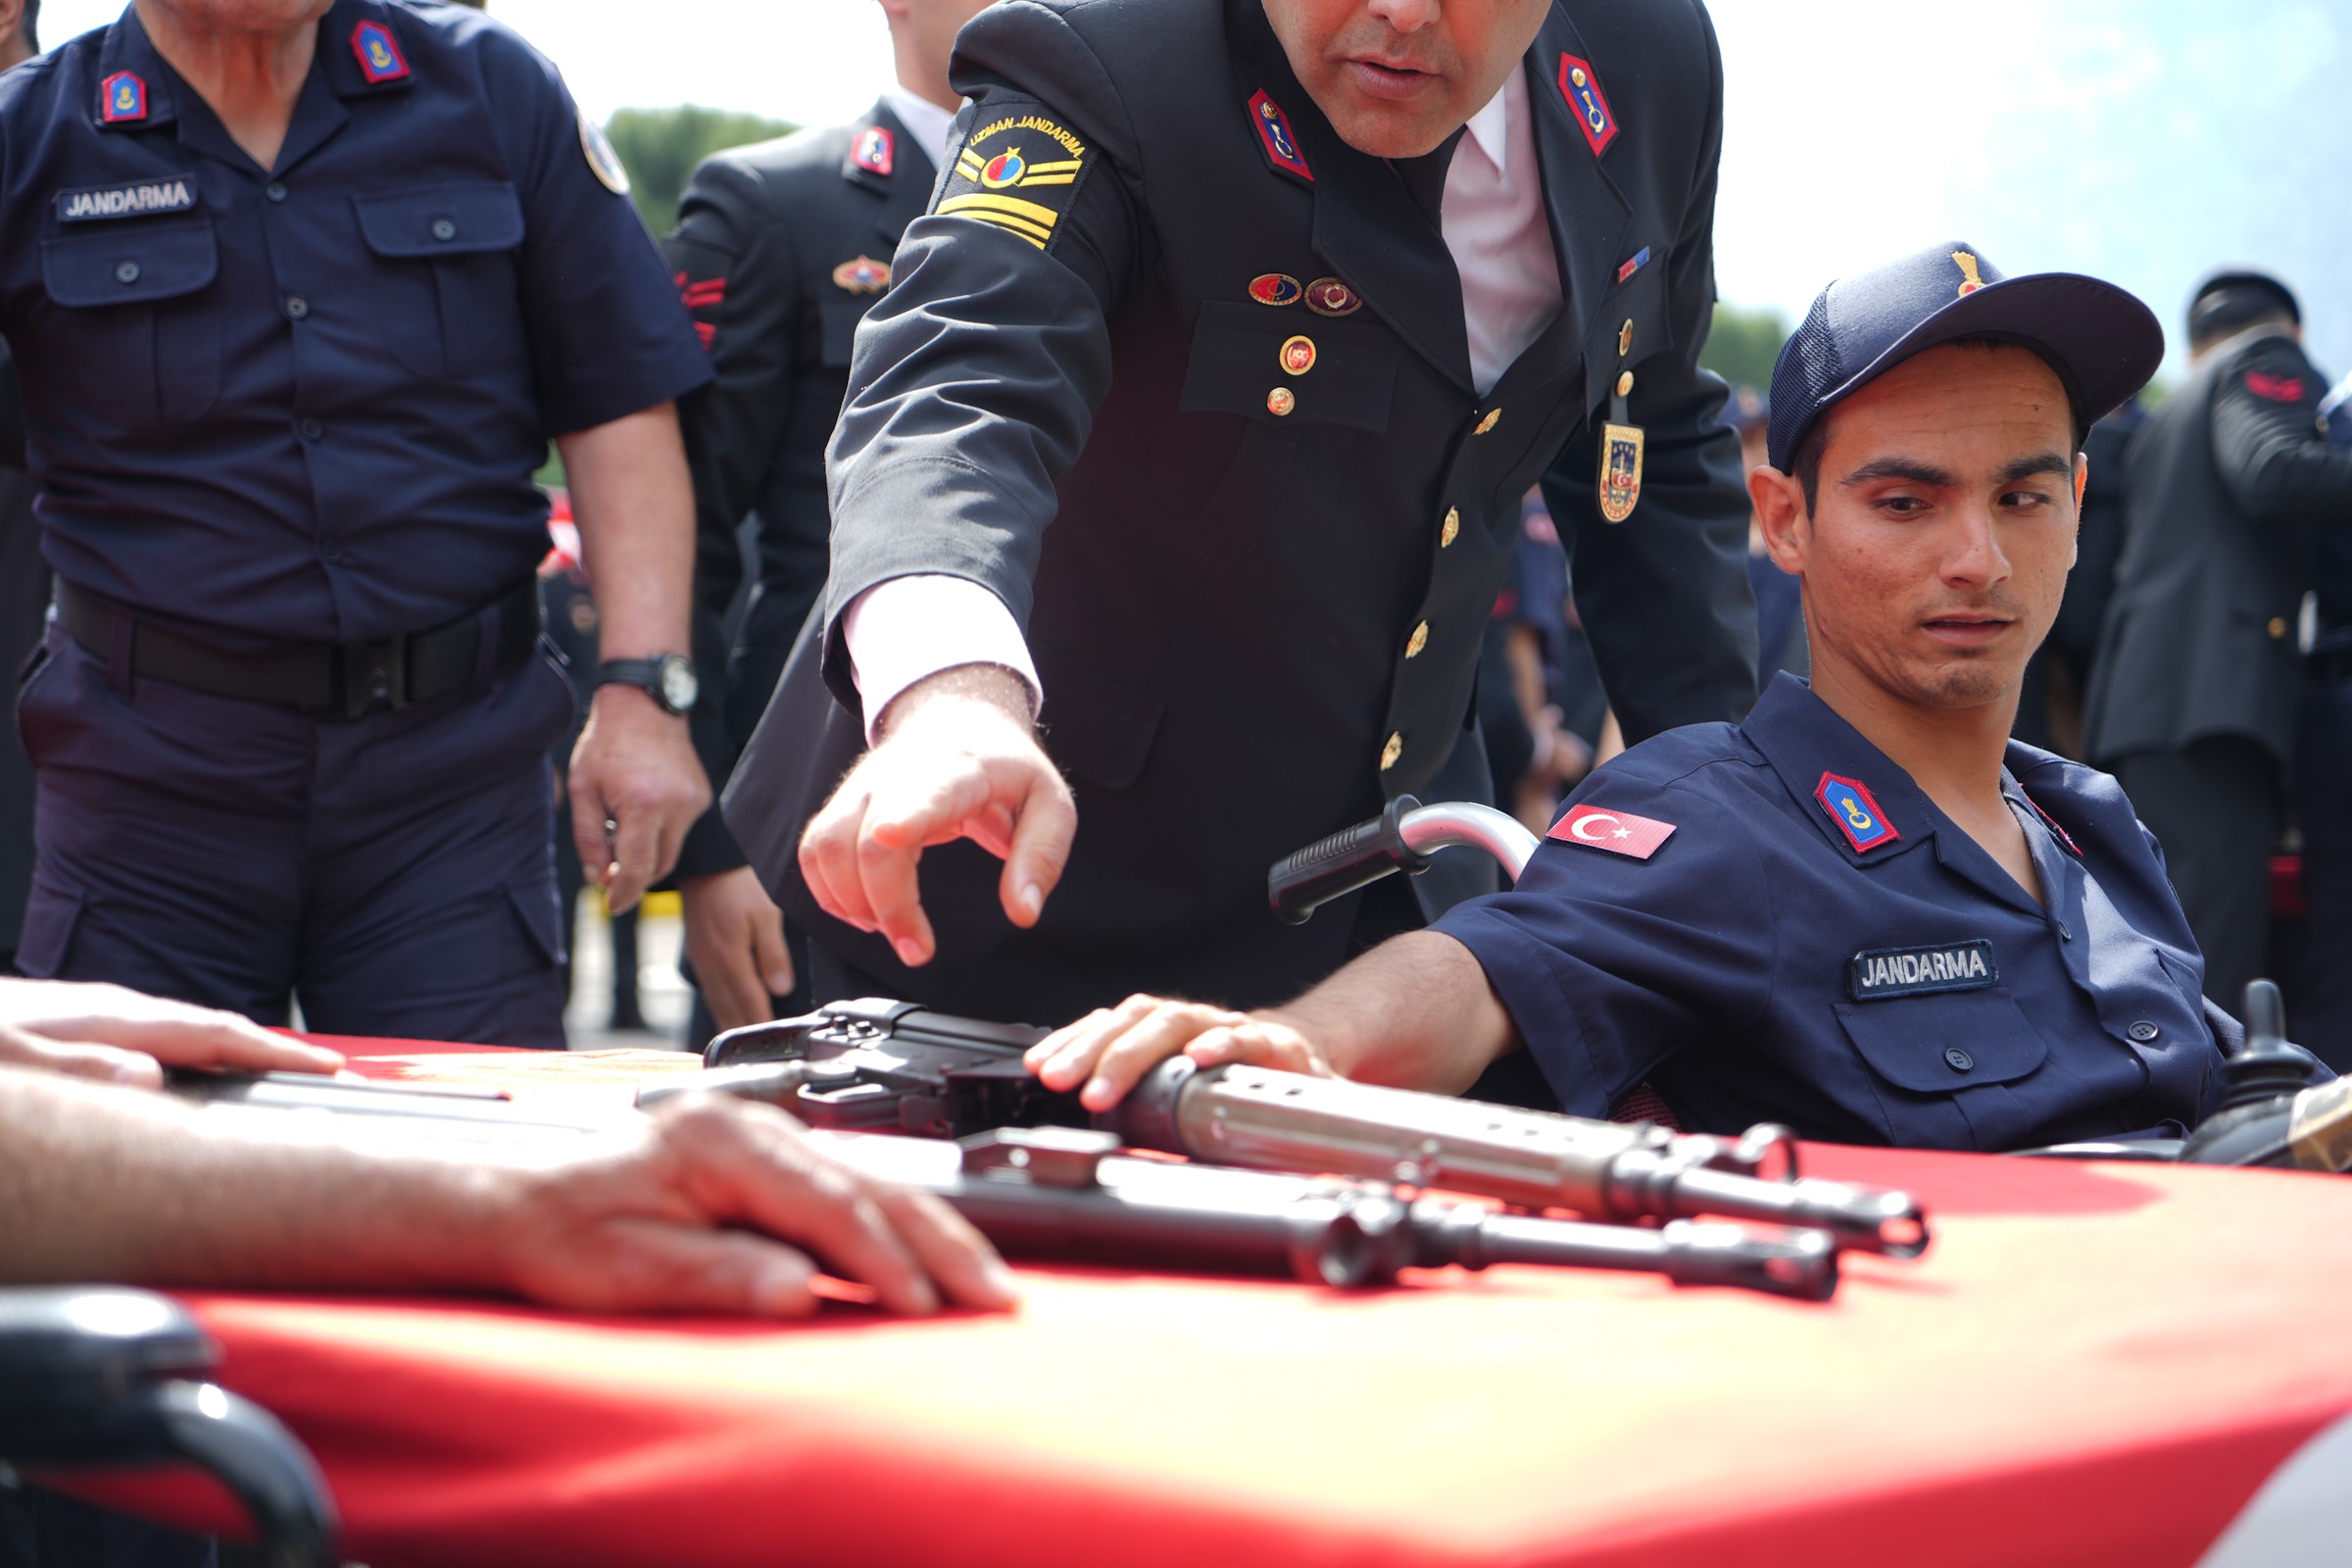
2293, 371, 2352, 1066
2012, 398, 2140, 756
662, 0, 994, 1048
1730, 383, 1806, 686
540, 501, 647, 1034
1479, 492, 1592, 833
2085, 270, 2352, 1019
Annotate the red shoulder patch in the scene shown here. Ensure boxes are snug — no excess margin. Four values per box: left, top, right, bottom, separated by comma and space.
2246, 371, 2307, 403
1556, 54, 1619, 157
1248, 90, 1313, 183
1549, 804, 1676, 859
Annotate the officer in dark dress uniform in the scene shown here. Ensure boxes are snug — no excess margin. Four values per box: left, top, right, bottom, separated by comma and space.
2085, 271, 2352, 1018
726, 0, 1759, 1026
1031, 245, 2309, 1152
1, 1, 712, 1045
662, 0, 991, 1041
2294, 371, 2352, 1065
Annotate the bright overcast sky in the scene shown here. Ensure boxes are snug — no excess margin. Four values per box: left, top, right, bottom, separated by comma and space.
38, 0, 2352, 378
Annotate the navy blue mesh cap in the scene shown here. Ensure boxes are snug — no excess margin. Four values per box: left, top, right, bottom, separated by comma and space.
1765, 241, 2164, 472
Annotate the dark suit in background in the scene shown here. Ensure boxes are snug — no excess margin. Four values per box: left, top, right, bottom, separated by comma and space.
2086, 331, 2352, 1011
662, 102, 934, 1039
2293, 374, 2352, 1065
2014, 403, 2137, 755
724, 0, 1757, 1024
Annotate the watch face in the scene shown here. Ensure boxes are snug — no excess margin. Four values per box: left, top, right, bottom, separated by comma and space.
659, 657, 699, 714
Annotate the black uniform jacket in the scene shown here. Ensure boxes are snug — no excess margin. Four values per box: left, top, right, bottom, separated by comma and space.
724, 0, 1756, 1022
2086, 332, 2352, 767
664, 101, 933, 878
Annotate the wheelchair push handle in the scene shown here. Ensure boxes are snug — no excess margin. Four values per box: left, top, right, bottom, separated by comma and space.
1268, 796, 1543, 924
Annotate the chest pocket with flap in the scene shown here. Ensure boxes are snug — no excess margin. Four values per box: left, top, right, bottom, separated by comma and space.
352, 180, 527, 378
39, 220, 220, 425
1179, 300, 1400, 432
1835, 986, 2048, 1093
1579, 265, 1672, 416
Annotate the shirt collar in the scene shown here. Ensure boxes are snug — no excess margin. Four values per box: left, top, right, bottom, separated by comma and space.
1742, 673, 2052, 914
1461, 71, 1514, 175
878, 84, 956, 174
93, 7, 180, 131
316, 0, 417, 100
1740, 673, 1940, 865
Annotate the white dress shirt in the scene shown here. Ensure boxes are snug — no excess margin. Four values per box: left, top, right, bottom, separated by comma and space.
844, 72, 1564, 737
878, 85, 958, 175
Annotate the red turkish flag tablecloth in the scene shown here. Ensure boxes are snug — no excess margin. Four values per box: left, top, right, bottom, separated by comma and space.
70, 1041, 2352, 1566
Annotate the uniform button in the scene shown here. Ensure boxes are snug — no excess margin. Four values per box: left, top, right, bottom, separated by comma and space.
1266, 387, 1296, 416
324, 548, 347, 564
2268, 616, 2288, 640
114, 260, 140, 284
431, 217, 458, 242
1440, 507, 1460, 547
1404, 621, 1429, 659
1473, 409, 1501, 435
1944, 1048, 1974, 1072
283, 295, 310, 320
1618, 318, 1635, 358
296, 417, 322, 442
1379, 732, 1403, 772
265, 181, 287, 203
1615, 369, 1635, 398
2128, 1020, 2160, 1043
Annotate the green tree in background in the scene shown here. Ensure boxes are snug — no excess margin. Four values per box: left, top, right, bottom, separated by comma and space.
605, 106, 797, 233
1699, 302, 1788, 396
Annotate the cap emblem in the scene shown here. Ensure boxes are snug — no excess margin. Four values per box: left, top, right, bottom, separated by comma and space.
1951, 250, 1985, 297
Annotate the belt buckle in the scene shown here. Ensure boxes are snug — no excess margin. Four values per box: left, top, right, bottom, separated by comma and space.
340, 636, 410, 718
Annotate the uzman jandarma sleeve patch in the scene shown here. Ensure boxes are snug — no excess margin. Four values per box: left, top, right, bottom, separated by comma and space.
931, 100, 1096, 252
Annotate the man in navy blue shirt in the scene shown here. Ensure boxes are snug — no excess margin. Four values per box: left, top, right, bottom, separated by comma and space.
1026, 243, 2277, 1152
2, 1, 712, 1046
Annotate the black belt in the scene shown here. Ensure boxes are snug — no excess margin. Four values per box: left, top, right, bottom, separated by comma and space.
56, 577, 543, 718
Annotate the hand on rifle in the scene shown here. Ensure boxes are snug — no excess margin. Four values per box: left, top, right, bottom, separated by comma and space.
1026, 994, 1337, 1112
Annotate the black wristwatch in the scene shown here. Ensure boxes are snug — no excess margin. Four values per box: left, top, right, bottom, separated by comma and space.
597, 655, 699, 716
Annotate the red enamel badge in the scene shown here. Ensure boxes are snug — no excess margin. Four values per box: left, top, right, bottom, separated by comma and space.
2247, 370, 2307, 403
99, 71, 146, 123
854, 125, 895, 177
351, 21, 409, 84
1249, 90, 1313, 182
1550, 804, 1676, 859
1815, 772, 1899, 854
1557, 54, 1618, 157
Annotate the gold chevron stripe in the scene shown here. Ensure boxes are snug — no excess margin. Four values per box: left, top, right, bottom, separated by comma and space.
938, 191, 1062, 227
956, 211, 1050, 248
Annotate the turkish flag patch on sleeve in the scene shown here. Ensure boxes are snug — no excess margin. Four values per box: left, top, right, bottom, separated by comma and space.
1549, 803, 1677, 858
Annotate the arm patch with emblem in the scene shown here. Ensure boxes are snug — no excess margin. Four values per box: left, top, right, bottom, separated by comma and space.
931, 98, 1097, 252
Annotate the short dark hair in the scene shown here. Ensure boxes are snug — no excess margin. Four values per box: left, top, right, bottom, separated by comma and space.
21, 0, 35, 53
2188, 277, 2299, 355
1788, 337, 2082, 512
